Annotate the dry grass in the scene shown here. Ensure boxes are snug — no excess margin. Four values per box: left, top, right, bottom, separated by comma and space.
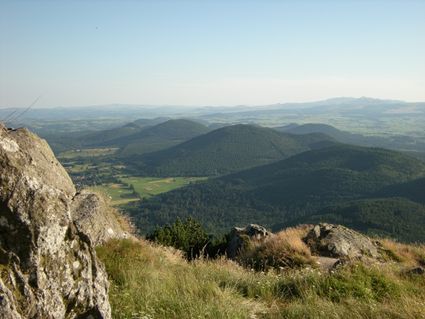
96, 239, 265, 319
97, 237, 425, 319
275, 225, 312, 257
238, 225, 316, 271
112, 208, 137, 235
379, 238, 425, 266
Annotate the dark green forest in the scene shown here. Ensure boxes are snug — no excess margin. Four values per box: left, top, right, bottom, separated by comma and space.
130, 124, 336, 176
130, 145, 425, 242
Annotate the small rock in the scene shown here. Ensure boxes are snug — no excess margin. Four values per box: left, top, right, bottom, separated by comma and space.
316, 256, 340, 271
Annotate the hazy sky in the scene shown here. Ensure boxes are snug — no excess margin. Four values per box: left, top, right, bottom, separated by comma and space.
1, 0, 425, 107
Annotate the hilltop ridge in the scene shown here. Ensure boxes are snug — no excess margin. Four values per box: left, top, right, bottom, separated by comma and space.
134, 124, 335, 176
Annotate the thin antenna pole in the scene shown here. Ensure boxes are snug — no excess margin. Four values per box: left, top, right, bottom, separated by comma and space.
2, 108, 19, 122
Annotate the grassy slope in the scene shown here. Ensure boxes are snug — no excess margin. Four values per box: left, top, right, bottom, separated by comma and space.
97, 238, 425, 319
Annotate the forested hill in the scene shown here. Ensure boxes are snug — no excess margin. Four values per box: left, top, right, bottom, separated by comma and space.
39, 118, 207, 155
130, 124, 336, 176
376, 176, 425, 204
83, 117, 170, 146
38, 117, 169, 153
276, 123, 351, 138
115, 119, 211, 156
225, 144, 425, 190
131, 145, 425, 241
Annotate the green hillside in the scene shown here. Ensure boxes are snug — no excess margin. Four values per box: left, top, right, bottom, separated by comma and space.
39, 117, 169, 153
377, 177, 425, 204
277, 123, 353, 140
117, 119, 210, 156
132, 124, 335, 176
84, 117, 169, 146
289, 198, 425, 242
131, 145, 425, 240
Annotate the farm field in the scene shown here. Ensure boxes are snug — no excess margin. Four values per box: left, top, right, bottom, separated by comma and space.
120, 176, 207, 199
58, 147, 118, 159
90, 183, 139, 206
91, 176, 207, 206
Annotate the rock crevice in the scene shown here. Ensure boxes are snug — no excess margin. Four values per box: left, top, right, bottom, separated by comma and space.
0, 124, 129, 319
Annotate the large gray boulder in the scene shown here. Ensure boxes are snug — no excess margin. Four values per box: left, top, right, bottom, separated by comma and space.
304, 223, 380, 260
0, 124, 127, 318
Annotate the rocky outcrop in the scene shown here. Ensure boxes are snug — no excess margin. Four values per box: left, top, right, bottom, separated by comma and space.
304, 223, 380, 260
225, 223, 381, 269
71, 191, 131, 246
0, 124, 128, 318
226, 224, 272, 258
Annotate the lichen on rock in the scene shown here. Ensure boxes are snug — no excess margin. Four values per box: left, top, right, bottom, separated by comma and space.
0, 123, 128, 318
304, 223, 380, 260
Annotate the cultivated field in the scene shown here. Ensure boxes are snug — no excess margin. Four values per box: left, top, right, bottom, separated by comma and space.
91, 176, 207, 206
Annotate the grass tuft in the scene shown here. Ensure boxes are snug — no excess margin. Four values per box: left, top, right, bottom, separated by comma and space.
379, 238, 425, 266
238, 225, 315, 271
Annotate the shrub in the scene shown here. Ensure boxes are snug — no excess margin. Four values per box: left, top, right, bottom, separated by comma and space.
147, 217, 210, 259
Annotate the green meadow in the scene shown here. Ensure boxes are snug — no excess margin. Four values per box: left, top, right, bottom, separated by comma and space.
91, 176, 207, 206
58, 147, 118, 159
120, 176, 207, 199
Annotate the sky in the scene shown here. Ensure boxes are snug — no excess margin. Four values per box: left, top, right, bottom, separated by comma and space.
1, 0, 425, 107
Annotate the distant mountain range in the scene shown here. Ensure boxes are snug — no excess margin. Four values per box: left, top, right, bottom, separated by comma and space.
2, 97, 424, 122
275, 123, 425, 153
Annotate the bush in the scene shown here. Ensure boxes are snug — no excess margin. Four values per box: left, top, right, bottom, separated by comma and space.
147, 217, 210, 259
